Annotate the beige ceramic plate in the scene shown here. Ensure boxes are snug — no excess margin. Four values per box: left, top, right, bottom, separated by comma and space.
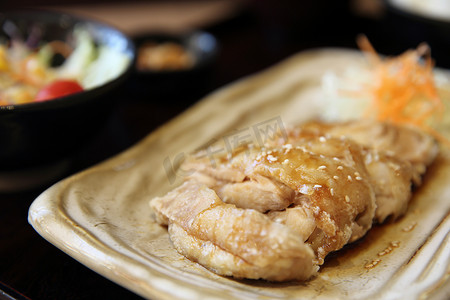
28, 49, 450, 300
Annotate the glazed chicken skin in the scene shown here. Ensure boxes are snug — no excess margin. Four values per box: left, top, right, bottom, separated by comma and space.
151, 181, 317, 281
149, 120, 437, 281
151, 139, 376, 278
282, 120, 438, 222
241, 143, 377, 263
298, 120, 439, 185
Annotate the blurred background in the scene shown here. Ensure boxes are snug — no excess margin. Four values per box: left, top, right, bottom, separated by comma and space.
3, 0, 450, 64
1, 0, 450, 299
1, 0, 447, 160
3, 0, 450, 98
2, 0, 448, 148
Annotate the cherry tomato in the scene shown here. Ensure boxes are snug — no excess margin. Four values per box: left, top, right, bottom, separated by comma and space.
34, 80, 84, 102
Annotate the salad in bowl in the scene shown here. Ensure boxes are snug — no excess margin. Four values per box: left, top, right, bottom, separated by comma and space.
0, 10, 134, 171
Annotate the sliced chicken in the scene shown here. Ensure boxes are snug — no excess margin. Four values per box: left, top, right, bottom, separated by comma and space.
299, 120, 438, 184
283, 120, 438, 222
185, 148, 295, 213
149, 119, 437, 281
238, 144, 376, 263
216, 174, 295, 212
151, 181, 317, 281
268, 127, 418, 223
361, 148, 415, 222
267, 203, 316, 241
154, 136, 377, 266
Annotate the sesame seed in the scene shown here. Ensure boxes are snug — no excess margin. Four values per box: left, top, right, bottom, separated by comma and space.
355, 176, 362, 181
354, 172, 360, 177
282, 159, 289, 165
333, 175, 339, 180
330, 188, 334, 196
267, 154, 277, 162
317, 165, 327, 170
345, 195, 350, 202
402, 222, 417, 232
378, 247, 393, 256
365, 259, 381, 269
347, 175, 352, 181
391, 241, 400, 248
337, 166, 344, 170
314, 184, 322, 188
333, 157, 340, 161
319, 136, 326, 142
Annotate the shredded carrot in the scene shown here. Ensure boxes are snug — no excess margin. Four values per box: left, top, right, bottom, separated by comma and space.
356, 35, 447, 144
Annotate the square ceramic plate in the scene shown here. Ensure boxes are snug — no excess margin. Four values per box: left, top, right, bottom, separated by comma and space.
28, 49, 450, 300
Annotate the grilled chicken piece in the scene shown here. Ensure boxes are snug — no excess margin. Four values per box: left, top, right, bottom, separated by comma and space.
239, 144, 376, 263
150, 181, 317, 281
299, 120, 438, 184
185, 148, 295, 213
283, 120, 438, 222
154, 136, 377, 266
269, 127, 418, 223
267, 204, 316, 241
216, 174, 295, 212
361, 148, 415, 222
150, 120, 437, 281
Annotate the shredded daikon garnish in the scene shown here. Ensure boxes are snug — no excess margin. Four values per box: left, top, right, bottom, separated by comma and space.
355, 36, 450, 145
357, 35, 444, 127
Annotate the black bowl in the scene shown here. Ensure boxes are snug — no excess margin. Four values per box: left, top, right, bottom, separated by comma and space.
129, 31, 218, 101
0, 10, 135, 170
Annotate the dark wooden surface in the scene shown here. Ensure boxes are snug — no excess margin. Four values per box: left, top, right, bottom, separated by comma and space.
1, 1, 448, 299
